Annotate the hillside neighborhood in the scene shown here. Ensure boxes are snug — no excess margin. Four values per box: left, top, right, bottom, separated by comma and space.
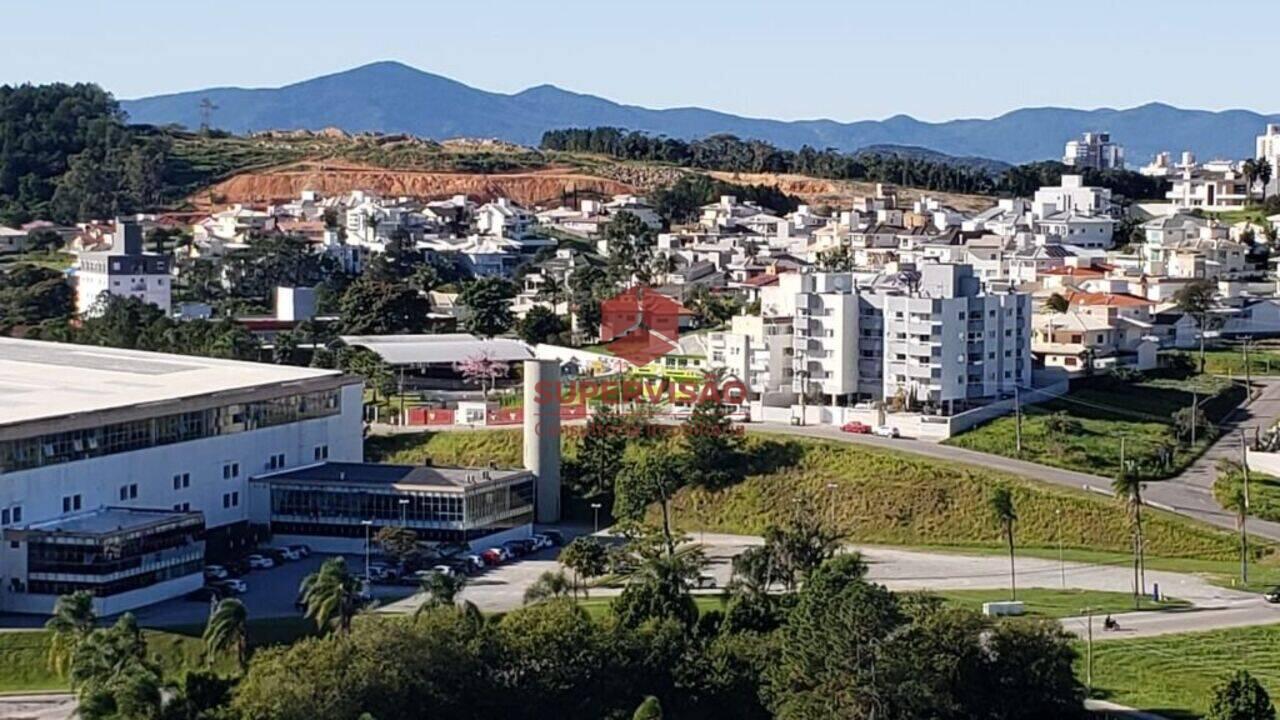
8, 11, 1280, 718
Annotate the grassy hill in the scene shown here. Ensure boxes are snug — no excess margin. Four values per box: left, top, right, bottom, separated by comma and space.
367, 430, 1266, 571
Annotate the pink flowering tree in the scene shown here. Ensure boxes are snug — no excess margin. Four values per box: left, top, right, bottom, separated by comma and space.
456, 353, 510, 399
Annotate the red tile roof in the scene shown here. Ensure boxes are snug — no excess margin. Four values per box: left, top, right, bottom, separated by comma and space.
1066, 291, 1155, 308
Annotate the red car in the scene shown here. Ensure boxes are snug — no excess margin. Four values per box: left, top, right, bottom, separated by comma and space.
841, 421, 871, 434
480, 548, 505, 566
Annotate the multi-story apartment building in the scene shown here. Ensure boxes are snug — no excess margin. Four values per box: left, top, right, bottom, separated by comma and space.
880, 264, 1030, 411
789, 273, 864, 404
1167, 160, 1251, 212
0, 338, 364, 614
1258, 124, 1280, 197
707, 314, 794, 400
1063, 131, 1125, 170
74, 218, 171, 316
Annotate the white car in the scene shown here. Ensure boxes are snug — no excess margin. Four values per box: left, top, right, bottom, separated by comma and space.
213, 578, 248, 594
693, 575, 718, 589
204, 565, 228, 580
246, 554, 275, 569
432, 564, 459, 578
873, 425, 900, 438
531, 534, 553, 551
273, 547, 302, 561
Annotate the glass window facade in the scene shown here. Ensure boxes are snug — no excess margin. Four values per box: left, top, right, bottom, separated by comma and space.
0, 389, 341, 473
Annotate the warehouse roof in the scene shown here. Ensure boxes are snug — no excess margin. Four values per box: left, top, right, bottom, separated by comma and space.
340, 333, 534, 365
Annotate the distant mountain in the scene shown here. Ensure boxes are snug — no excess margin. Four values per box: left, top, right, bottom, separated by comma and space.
120, 61, 1280, 166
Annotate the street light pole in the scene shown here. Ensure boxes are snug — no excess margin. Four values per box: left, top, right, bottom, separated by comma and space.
1084, 606, 1094, 696
1056, 507, 1065, 590
399, 498, 409, 527
361, 520, 373, 583
590, 502, 602, 534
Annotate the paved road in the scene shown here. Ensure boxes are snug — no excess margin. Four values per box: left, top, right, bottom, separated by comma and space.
753, 380, 1280, 542
0, 694, 76, 720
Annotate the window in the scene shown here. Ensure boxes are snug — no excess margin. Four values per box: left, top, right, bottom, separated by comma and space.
223, 462, 240, 480
222, 492, 240, 509
268, 453, 286, 470
61, 495, 82, 513
173, 502, 190, 512
1, 509, 8, 526
10, 506, 20, 524
313, 445, 330, 461
172, 473, 190, 490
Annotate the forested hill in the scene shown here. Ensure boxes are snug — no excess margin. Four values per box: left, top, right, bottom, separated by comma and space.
0, 84, 169, 225
540, 127, 1168, 201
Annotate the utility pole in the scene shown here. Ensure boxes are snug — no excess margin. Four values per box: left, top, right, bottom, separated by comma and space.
1240, 428, 1252, 586
1085, 606, 1094, 696
1014, 386, 1023, 455
1244, 338, 1253, 390
1190, 391, 1198, 446
1056, 506, 1065, 590
1119, 436, 1126, 474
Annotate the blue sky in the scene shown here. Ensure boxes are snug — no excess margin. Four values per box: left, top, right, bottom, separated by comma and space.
3, 0, 1277, 122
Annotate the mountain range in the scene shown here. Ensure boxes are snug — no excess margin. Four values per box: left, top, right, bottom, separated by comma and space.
120, 61, 1280, 167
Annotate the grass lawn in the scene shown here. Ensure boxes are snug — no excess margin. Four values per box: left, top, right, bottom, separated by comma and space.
931, 588, 1187, 618
0, 618, 316, 694
1078, 624, 1280, 719
0, 250, 74, 271
945, 372, 1246, 479
1214, 470, 1280, 524
1166, 349, 1280, 378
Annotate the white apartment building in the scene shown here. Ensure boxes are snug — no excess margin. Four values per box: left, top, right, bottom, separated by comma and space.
880, 264, 1030, 411
1063, 132, 1125, 170
1031, 175, 1115, 249
0, 338, 363, 614
1167, 160, 1250, 212
1259, 124, 1280, 197
706, 314, 794, 400
74, 219, 172, 316
791, 273, 865, 403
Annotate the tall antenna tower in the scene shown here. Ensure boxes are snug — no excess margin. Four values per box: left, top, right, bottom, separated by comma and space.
198, 97, 218, 133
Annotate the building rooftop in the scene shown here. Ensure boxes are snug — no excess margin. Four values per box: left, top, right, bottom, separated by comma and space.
254, 461, 529, 490
8, 506, 203, 540
340, 334, 534, 365
0, 337, 346, 430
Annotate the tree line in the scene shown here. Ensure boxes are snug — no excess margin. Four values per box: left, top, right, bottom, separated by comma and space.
541, 127, 1169, 200
0, 83, 170, 225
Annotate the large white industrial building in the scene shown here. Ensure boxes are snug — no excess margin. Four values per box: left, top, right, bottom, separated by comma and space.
0, 338, 364, 614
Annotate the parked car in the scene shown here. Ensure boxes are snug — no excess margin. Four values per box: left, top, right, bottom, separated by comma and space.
286, 544, 312, 558
463, 554, 486, 571
540, 530, 565, 547
224, 558, 251, 577
480, 548, 505, 566
432, 564, 459, 578
873, 425, 900, 438
211, 578, 248, 595
203, 565, 229, 581
246, 554, 275, 569
840, 421, 872, 434
502, 540, 529, 558
531, 534, 555, 551
272, 546, 303, 561
441, 558, 476, 576
1265, 586, 1280, 604
693, 575, 718, 589
368, 562, 401, 582
186, 586, 226, 603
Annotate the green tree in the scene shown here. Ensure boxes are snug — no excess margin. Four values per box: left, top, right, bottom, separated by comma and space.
1045, 292, 1070, 313
1175, 279, 1217, 373
459, 276, 517, 337
633, 696, 664, 720
990, 485, 1018, 600
682, 397, 743, 489
69, 614, 162, 720
203, 597, 248, 669
1244, 159, 1263, 203
559, 536, 609, 598
1113, 470, 1147, 606
417, 570, 467, 612
299, 557, 364, 634
1207, 670, 1276, 720
337, 275, 430, 335
614, 443, 686, 554
602, 211, 657, 285
272, 330, 299, 365
575, 404, 628, 496
761, 509, 841, 591
523, 570, 573, 605
45, 591, 96, 677
375, 525, 421, 567
611, 548, 703, 629
516, 305, 568, 345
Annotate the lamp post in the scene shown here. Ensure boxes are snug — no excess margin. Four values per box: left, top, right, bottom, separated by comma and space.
399, 498, 410, 527
361, 520, 373, 583
1056, 507, 1065, 590
590, 502, 602, 534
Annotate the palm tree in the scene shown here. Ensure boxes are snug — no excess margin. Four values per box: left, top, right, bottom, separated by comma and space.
989, 486, 1017, 600
1113, 470, 1146, 607
299, 557, 364, 634
203, 598, 248, 669
416, 571, 467, 615
523, 570, 573, 605
1217, 458, 1250, 584
1259, 160, 1274, 202
46, 591, 96, 677
1174, 280, 1217, 374
1243, 159, 1261, 204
